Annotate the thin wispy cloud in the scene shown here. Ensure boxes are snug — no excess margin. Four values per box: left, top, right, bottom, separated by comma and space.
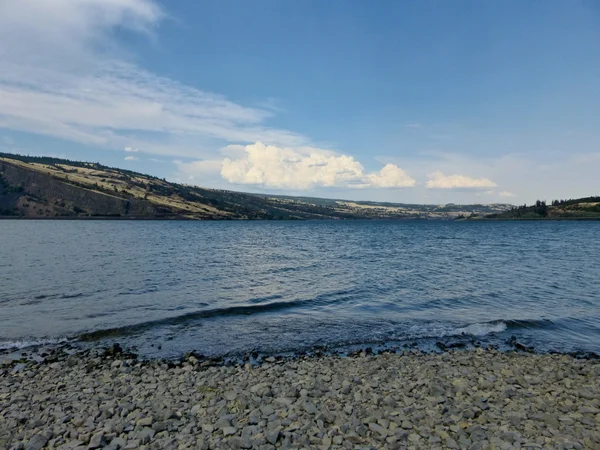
0, 0, 308, 158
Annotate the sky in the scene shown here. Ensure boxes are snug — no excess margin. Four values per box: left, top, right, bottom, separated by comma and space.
0, 0, 599, 205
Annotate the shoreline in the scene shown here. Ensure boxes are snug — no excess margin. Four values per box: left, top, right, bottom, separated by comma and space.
2, 347, 599, 449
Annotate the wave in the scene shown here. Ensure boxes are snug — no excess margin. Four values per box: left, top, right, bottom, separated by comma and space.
405, 320, 508, 340
1, 317, 560, 354
77, 289, 362, 341
429, 318, 558, 338
0, 337, 69, 351
77, 300, 326, 341
455, 321, 507, 336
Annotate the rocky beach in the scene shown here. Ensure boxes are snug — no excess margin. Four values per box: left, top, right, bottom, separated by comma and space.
1, 347, 599, 450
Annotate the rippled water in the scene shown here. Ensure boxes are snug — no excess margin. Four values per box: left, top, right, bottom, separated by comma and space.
1, 220, 599, 358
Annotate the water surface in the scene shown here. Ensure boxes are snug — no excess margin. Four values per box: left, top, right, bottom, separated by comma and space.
1, 220, 599, 358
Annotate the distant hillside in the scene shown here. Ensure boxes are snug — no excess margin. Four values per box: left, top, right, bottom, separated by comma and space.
482, 198, 600, 220
0, 152, 513, 220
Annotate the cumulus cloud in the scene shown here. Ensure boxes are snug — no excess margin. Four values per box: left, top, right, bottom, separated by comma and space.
124, 156, 137, 161
425, 171, 497, 189
367, 164, 416, 188
499, 191, 516, 198
216, 142, 415, 189
124, 147, 140, 152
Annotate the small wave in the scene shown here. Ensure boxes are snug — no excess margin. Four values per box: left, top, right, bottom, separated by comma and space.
455, 322, 507, 336
77, 290, 357, 342
77, 300, 316, 341
407, 321, 508, 339
0, 337, 69, 351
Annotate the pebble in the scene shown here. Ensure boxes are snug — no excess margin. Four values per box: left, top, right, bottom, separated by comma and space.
1, 348, 599, 449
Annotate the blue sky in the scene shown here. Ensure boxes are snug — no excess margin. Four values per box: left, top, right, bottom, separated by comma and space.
0, 0, 599, 204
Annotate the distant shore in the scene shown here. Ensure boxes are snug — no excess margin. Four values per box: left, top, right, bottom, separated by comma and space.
2, 347, 599, 449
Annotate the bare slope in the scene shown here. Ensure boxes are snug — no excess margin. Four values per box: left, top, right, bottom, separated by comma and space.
0, 153, 512, 220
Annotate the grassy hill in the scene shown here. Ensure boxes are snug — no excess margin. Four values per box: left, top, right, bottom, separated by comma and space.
482, 198, 600, 220
0, 152, 513, 220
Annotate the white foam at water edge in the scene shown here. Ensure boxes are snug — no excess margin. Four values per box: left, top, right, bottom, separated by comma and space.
0, 337, 69, 351
455, 322, 507, 336
407, 321, 508, 339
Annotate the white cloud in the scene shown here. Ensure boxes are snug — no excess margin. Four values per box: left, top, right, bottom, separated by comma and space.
124, 156, 137, 161
0, 0, 310, 159
499, 191, 516, 198
367, 164, 416, 188
215, 142, 415, 190
426, 170, 497, 189
124, 147, 140, 152
0, 0, 163, 73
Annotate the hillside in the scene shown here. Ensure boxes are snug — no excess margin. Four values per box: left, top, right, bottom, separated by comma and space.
482, 198, 600, 220
0, 153, 512, 220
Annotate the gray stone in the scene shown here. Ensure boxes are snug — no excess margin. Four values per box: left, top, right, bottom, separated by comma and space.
88, 432, 107, 449
266, 429, 280, 445
136, 416, 153, 427
222, 426, 237, 436
25, 434, 48, 450
136, 427, 155, 445
303, 402, 318, 414
110, 437, 127, 449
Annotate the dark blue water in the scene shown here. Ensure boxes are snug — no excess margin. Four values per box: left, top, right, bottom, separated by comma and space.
1, 220, 599, 359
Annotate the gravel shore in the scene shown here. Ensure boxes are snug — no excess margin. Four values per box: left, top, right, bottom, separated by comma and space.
1, 348, 599, 450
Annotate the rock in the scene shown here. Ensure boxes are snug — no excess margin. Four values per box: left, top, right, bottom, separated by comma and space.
110, 437, 127, 449
136, 427, 155, 445
578, 390, 596, 400
266, 429, 280, 445
430, 384, 446, 397
260, 404, 275, 416
124, 439, 140, 449
215, 417, 232, 430
222, 426, 237, 436
25, 434, 48, 450
303, 402, 318, 415
445, 437, 460, 449
368, 423, 388, 437
543, 413, 560, 428
88, 432, 107, 449
401, 421, 413, 430
136, 416, 153, 427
